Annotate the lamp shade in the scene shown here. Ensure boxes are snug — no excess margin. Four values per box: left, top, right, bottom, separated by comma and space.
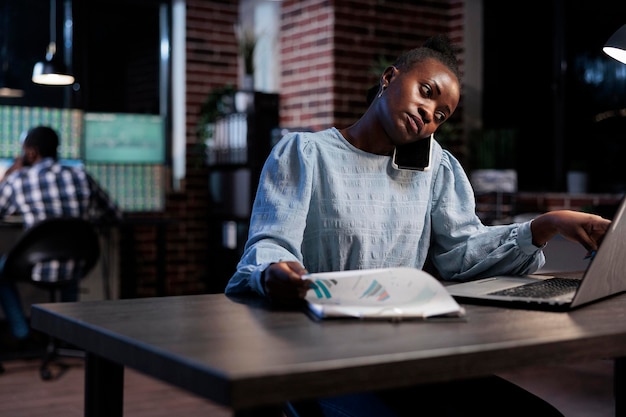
32, 0, 75, 86
0, 80, 25, 98
0, 64, 24, 98
0, 0, 24, 97
0, 87, 24, 98
32, 54, 75, 86
603, 24, 626, 64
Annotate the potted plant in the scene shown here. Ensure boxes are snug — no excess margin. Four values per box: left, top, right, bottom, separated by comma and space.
196, 84, 237, 163
234, 24, 257, 90
468, 128, 518, 194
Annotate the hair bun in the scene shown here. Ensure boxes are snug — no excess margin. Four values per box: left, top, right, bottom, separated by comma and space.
423, 34, 455, 56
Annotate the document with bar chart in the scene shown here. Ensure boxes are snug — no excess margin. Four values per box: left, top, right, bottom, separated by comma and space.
304, 267, 465, 320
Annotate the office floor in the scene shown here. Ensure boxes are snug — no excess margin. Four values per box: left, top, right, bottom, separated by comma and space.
0, 355, 615, 417
499, 360, 615, 417
0, 357, 231, 417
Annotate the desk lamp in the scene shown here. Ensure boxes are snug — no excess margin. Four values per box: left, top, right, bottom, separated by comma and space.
32, 0, 74, 86
603, 24, 626, 64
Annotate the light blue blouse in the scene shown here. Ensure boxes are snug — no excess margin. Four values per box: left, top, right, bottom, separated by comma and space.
225, 127, 544, 296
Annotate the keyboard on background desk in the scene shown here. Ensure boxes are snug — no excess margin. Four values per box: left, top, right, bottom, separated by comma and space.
1, 215, 24, 225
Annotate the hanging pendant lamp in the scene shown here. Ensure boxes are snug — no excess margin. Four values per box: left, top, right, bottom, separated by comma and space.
0, 65, 24, 97
0, 0, 24, 97
604, 24, 626, 65
32, 0, 74, 86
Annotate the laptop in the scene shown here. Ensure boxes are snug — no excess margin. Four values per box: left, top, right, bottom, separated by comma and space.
446, 196, 626, 311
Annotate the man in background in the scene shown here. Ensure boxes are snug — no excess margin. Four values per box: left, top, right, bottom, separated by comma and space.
0, 125, 122, 348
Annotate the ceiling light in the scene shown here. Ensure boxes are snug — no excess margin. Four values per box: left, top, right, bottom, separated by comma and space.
603, 24, 626, 64
0, 1, 24, 97
32, 0, 74, 86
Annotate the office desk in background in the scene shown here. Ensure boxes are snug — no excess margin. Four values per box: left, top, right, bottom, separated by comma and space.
31, 292, 626, 417
0, 217, 23, 252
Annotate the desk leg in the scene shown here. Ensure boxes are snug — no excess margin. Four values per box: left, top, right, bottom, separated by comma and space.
616, 357, 626, 417
156, 223, 166, 296
100, 226, 112, 300
85, 352, 124, 417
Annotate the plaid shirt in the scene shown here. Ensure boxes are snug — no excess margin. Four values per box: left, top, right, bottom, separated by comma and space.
0, 158, 122, 282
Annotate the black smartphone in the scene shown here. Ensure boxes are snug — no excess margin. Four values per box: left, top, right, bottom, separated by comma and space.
392, 135, 433, 171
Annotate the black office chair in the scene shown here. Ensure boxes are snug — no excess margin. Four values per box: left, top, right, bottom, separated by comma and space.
0, 217, 100, 380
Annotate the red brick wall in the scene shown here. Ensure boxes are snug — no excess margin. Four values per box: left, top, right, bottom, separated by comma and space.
280, 0, 464, 131
279, 0, 335, 130
122, 0, 466, 297
186, 0, 240, 127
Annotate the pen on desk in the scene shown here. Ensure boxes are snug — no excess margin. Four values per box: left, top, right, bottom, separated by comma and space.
584, 250, 596, 260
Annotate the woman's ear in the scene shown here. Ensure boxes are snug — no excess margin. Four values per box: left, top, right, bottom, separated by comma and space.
379, 66, 397, 96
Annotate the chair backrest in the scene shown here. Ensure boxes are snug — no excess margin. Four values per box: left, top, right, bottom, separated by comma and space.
2, 217, 100, 285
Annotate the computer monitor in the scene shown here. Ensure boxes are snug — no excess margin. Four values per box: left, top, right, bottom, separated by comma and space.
83, 113, 165, 164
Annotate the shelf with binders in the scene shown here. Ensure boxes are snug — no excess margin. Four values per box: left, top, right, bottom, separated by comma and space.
204, 91, 279, 288
204, 91, 279, 170
205, 91, 279, 219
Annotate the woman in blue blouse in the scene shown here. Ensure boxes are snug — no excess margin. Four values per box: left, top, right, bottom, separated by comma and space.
226, 35, 609, 417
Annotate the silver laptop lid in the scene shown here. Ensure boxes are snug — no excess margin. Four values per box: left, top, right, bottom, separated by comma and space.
571, 196, 626, 308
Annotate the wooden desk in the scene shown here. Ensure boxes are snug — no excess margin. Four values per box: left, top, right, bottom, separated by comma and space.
30, 293, 626, 417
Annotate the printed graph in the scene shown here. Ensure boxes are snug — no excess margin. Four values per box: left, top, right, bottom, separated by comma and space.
360, 279, 390, 301
310, 278, 390, 302
310, 279, 335, 299
304, 268, 464, 319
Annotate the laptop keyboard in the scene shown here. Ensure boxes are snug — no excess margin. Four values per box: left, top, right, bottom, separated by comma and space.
488, 277, 581, 298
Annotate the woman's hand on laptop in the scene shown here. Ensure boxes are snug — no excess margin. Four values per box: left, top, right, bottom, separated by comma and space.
531, 210, 611, 252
